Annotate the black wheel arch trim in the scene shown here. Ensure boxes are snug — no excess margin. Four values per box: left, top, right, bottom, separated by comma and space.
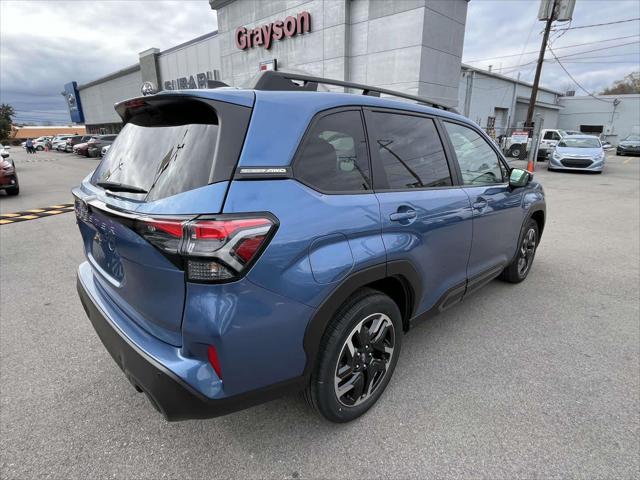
526, 202, 546, 238
301, 260, 422, 380
506, 204, 545, 266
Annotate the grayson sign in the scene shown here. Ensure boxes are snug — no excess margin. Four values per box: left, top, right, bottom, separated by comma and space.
235, 11, 311, 50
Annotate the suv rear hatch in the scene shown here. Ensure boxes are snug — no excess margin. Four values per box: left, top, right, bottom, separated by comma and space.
73, 91, 254, 346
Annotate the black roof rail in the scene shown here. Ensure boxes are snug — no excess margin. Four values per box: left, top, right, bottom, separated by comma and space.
250, 71, 456, 112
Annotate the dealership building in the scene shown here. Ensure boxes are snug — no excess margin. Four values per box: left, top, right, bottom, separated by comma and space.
64, 0, 468, 132
63, 0, 638, 145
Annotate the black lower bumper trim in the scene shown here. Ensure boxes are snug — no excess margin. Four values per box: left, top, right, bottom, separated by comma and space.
77, 275, 306, 421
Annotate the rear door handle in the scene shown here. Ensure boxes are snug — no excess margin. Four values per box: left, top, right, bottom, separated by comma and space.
389, 210, 417, 222
472, 198, 488, 211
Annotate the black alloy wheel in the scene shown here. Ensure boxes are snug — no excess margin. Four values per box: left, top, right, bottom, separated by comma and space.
334, 313, 395, 407
305, 288, 402, 422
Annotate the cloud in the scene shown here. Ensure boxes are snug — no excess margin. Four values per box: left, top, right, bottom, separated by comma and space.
463, 0, 640, 94
0, 0, 217, 124
1, 0, 638, 124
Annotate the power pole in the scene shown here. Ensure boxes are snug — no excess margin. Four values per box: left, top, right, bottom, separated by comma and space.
525, 0, 557, 128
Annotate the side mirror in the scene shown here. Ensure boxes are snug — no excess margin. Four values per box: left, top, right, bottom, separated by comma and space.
509, 168, 531, 188
1, 152, 9, 158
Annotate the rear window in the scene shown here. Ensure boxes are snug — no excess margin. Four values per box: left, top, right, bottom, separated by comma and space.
91, 98, 251, 202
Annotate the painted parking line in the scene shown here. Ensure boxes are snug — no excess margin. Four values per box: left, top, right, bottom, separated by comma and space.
0, 203, 74, 225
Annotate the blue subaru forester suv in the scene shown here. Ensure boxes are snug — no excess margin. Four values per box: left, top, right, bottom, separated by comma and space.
74, 72, 545, 422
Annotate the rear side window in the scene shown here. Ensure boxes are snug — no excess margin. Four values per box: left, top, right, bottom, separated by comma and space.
295, 110, 371, 192
91, 98, 250, 201
369, 112, 452, 189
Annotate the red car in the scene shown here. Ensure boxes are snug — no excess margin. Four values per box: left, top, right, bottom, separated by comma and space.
0, 149, 19, 195
73, 140, 94, 157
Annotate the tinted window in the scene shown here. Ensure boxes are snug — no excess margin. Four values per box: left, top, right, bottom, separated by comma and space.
92, 122, 219, 201
370, 112, 452, 189
443, 122, 504, 185
295, 110, 371, 192
544, 131, 560, 140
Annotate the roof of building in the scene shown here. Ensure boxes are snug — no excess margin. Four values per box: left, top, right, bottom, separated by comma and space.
461, 63, 563, 95
161, 30, 218, 55
559, 93, 640, 101
516, 96, 562, 110
11, 125, 86, 139
78, 64, 140, 90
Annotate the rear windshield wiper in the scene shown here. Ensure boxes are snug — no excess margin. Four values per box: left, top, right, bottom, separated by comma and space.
96, 181, 148, 194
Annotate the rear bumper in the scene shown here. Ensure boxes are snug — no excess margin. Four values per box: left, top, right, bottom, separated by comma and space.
77, 269, 305, 421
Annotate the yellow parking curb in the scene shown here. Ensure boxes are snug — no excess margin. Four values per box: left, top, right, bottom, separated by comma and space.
0, 203, 75, 225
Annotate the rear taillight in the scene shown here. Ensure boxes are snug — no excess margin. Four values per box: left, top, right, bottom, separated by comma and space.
135, 215, 276, 282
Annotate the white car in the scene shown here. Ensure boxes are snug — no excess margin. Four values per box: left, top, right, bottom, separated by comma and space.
0, 144, 10, 158
52, 135, 73, 151
21, 136, 51, 151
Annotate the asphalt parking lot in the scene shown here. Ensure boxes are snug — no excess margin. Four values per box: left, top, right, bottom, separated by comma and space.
1, 148, 638, 479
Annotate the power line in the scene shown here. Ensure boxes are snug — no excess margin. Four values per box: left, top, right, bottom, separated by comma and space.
464, 34, 639, 63
562, 60, 639, 64
552, 17, 640, 31
558, 40, 639, 59
556, 52, 640, 60
474, 40, 639, 74
547, 46, 615, 103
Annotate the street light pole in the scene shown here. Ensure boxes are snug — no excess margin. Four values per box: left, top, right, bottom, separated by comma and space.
525, 0, 557, 128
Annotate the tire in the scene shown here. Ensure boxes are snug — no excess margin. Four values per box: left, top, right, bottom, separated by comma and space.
500, 218, 539, 283
36, 145, 44, 151
6, 180, 19, 196
305, 288, 402, 423
508, 145, 521, 158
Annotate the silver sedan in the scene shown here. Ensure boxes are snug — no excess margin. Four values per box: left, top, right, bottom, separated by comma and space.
548, 135, 605, 173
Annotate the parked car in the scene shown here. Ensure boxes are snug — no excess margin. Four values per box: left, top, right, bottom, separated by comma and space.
52, 135, 74, 151
73, 71, 546, 423
87, 134, 118, 157
100, 144, 111, 157
0, 145, 19, 195
505, 128, 566, 160
66, 135, 93, 152
548, 134, 605, 173
537, 129, 569, 159
616, 134, 640, 156
73, 139, 96, 157
21, 136, 52, 150
35, 136, 53, 150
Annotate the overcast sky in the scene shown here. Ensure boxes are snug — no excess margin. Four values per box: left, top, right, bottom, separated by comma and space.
1, 0, 638, 125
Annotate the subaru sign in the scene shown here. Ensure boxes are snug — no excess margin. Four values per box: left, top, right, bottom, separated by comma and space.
62, 81, 85, 123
